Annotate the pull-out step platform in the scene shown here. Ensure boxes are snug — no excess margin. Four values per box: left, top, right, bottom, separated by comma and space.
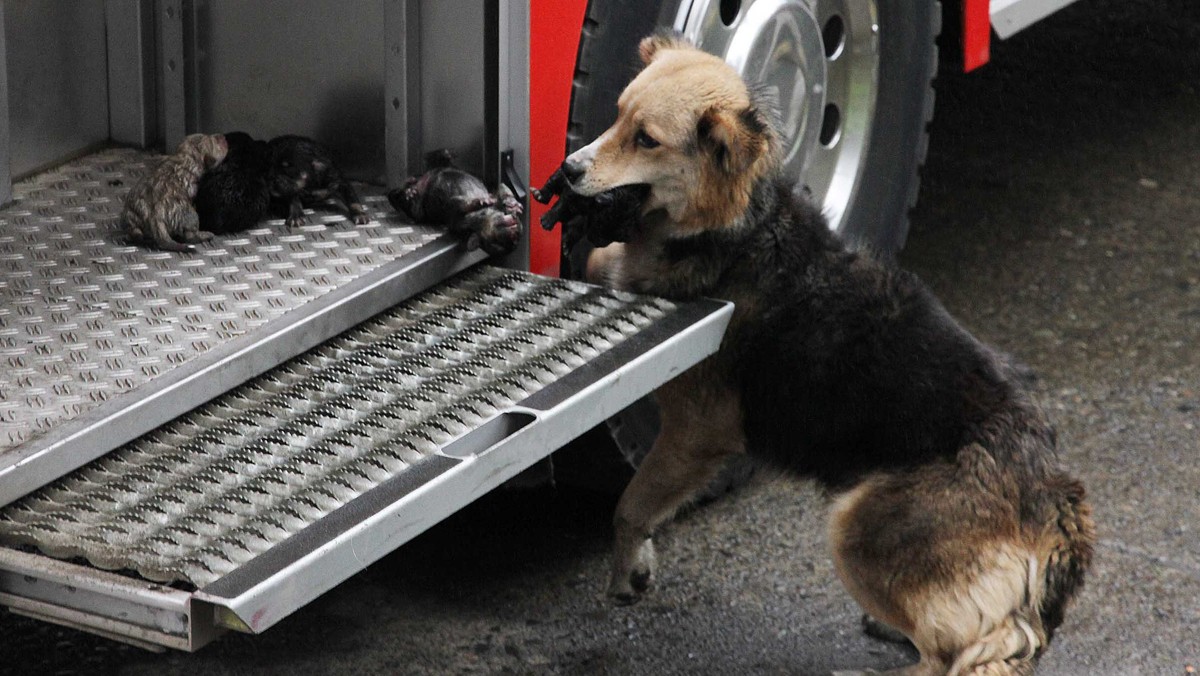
0, 265, 732, 650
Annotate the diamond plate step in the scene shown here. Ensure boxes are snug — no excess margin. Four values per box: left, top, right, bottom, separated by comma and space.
0, 265, 732, 649
0, 148, 486, 505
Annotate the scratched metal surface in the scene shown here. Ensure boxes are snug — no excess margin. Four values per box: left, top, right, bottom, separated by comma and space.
0, 266, 673, 587
0, 148, 442, 455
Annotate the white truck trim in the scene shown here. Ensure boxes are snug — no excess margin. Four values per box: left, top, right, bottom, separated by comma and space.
992, 0, 1082, 39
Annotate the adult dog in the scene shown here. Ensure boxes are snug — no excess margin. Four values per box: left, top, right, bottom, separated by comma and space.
556, 34, 1093, 675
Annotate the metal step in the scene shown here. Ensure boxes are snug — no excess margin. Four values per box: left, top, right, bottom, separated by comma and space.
0, 148, 486, 506
0, 265, 732, 650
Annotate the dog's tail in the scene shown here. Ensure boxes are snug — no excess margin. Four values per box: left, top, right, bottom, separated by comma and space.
1035, 473, 1095, 643
946, 471, 1093, 676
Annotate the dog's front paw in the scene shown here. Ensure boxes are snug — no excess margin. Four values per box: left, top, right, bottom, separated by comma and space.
285, 205, 306, 228
347, 203, 371, 225
179, 228, 214, 244
608, 537, 656, 605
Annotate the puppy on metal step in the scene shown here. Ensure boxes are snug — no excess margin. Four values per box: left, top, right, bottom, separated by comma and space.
268, 135, 371, 228
123, 133, 228, 252
389, 149, 523, 255
195, 131, 272, 235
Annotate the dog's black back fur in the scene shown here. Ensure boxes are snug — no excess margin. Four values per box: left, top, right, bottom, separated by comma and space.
645, 179, 1059, 489
740, 187, 1053, 486
196, 131, 271, 234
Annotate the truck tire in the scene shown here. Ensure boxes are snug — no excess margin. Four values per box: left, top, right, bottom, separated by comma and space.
563, 0, 940, 488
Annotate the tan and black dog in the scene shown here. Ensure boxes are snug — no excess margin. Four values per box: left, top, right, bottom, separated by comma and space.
548, 34, 1094, 675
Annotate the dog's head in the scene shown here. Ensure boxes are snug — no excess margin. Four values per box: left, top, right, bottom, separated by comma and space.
177, 133, 229, 170
564, 33, 779, 234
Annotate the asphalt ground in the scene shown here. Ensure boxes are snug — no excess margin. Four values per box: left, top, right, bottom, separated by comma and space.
2, 0, 1199, 673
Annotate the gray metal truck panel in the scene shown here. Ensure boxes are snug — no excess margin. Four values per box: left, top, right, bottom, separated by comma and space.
4, 1, 109, 176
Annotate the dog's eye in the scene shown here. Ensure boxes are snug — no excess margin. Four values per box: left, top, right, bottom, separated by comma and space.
281, 160, 291, 168
635, 130, 661, 150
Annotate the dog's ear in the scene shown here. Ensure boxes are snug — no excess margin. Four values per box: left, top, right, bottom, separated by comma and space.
638, 30, 688, 66
697, 105, 771, 175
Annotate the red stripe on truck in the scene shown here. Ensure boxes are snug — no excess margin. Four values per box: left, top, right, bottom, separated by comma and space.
529, 0, 589, 276
963, 0, 992, 72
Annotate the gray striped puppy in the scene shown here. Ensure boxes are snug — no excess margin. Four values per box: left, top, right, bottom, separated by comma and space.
123, 134, 228, 252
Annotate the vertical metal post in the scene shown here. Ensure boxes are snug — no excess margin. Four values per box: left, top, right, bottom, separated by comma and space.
0, 2, 11, 205
157, 0, 187, 150
106, 0, 158, 147
496, 0, 530, 271
483, 0, 500, 188
184, 0, 202, 135
385, 0, 422, 188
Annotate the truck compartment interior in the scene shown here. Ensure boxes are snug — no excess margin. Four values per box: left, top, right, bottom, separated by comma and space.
0, 0, 524, 504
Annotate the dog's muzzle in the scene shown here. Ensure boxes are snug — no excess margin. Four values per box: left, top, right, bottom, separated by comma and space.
561, 156, 586, 184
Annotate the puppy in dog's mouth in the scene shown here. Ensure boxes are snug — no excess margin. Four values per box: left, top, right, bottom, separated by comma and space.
533, 170, 651, 249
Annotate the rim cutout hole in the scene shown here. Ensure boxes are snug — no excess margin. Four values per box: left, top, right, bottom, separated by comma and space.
820, 104, 841, 146
822, 14, 845, 59
720, 0, 741, 26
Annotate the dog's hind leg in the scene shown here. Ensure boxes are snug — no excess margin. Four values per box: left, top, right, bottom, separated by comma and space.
608, 375, 744, 604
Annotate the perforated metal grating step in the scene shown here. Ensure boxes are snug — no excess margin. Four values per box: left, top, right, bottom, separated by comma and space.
0, 266, 676, 588
0, 147, 443, 456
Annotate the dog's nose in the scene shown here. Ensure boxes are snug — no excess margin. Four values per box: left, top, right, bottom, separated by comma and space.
561, 157, 586, 183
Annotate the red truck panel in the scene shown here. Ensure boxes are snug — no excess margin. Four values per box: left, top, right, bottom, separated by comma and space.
528, 0, 589, 277
963, 0, 992, 72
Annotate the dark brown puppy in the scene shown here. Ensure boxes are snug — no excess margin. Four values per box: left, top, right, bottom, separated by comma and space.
268, 135, 370, 227
123, 134, 228, 252
545, 34, 1094, 676
388, 149, 523, 255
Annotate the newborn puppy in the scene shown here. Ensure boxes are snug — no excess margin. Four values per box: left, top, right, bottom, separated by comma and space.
267, 135, 370, 227
533, 167, 649, 250
195, 131, 271, 234
387, 149, 522, 255
123, 133, 228, 252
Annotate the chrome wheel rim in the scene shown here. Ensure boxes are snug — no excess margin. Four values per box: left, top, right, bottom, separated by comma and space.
675, 0, 880, 231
